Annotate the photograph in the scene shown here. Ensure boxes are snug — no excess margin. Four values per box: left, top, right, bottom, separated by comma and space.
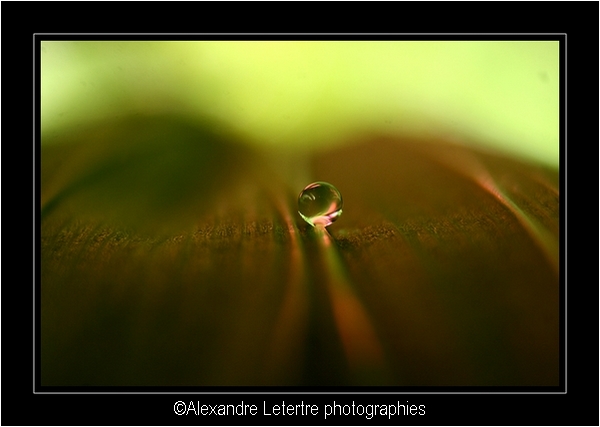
34, 35, 567, 424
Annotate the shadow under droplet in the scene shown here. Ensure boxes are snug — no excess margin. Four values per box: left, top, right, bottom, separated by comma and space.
301, 225, 392, 385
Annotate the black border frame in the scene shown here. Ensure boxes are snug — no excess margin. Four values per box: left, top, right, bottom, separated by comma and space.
17, 21, 596, 424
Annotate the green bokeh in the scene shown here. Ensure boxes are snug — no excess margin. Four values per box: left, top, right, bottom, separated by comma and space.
41, 40, 559, 168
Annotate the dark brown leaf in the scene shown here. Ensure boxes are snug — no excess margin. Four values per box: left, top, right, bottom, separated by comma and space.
41, 115, 559, 387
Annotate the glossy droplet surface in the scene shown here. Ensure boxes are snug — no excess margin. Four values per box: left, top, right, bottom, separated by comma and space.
298, 181, 343, 227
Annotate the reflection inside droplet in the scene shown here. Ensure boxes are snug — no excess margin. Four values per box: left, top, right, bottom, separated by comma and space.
297, 181, 343, 227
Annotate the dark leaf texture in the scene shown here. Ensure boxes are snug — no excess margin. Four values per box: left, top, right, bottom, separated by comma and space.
41, 114, 559, 387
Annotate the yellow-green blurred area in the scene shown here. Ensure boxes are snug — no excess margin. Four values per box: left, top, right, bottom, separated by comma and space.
42, 41, 559, 168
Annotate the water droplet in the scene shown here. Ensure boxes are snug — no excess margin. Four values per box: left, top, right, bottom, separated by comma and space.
298, 181, 343, 227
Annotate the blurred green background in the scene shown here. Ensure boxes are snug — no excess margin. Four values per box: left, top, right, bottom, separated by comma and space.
41, 40, 559, 168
